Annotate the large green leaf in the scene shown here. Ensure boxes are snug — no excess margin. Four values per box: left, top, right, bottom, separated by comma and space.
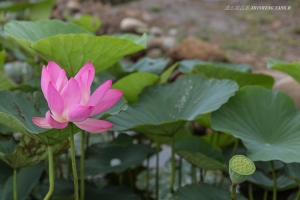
0, 72, 15, 91
112, 72, 159, 104
270, 62, 300, 84
1, 162, 45, 200
65, 14, 101, 33
0, 135, 68, 169
248, 171, 296, 191
159, 62, 178, 84
0, 90, 75, 145
175, 136, 226, 170
84, 143, 154, 175
0, 160, 13, 194
193, 64, 274, 89
107, 75, 238, 136
129, 57, 168, 75
179, 59, 251, 73
4, 20, 93, 48
211, 86, 300, 163
31, 34, 147, 76
27, 0, 56, 21
174, 183, 247, 200
285, 163, 300, 181
201, 132, 236, 148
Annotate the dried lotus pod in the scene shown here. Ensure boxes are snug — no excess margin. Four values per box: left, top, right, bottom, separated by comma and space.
229, 155, 256, 184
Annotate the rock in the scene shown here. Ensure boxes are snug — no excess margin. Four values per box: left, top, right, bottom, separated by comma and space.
273, 76, 300, 108
162, 36, 177, 51
168, 37, 227, 62
149, 26, 163, 36
146, 48, 163, 59
66, 0, 81, 12
120, 17, 148, 32
254, 69, 300, 108
147, 37, 163, 49
168, 28, 178, 36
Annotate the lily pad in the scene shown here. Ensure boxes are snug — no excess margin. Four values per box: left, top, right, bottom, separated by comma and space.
248, 171, 296, 191
159, 62, 178, 84
84, 143, 155, 175
179, 59, 251, 73
285, 163, 300, 181
31, 34, 147, 76
112, 72, 159, 104
192, 64, 274, 89
175, 136, 226, 170
174, 183, 248, 200
201, 132, 236, 148
269, 62, 300, 84
211, 86, 300, 163
0, 90, 75, 145
4, 20, 93, 48
107, 75, 238, 136
113, 133, 133, 146
1, 162, 45, 200
0, 134, 68, 169
129, 57, 168, 75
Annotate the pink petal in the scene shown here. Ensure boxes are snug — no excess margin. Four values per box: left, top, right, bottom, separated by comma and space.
47, 82, 64, 117
74, 118, 113, 133
32, 117, 52, 129
60, 78, 81, 118
91, 89, 123, 116
46, 111, 68, 129
41, 66, 51, 100
55, 69, 68, 93
67, 104, 94, 122
47, 61, 63, 84
87, 80, 112, 106
75, 62, 95, 104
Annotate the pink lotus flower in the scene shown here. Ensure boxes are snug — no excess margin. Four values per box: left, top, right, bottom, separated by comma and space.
32, 61, 123, 133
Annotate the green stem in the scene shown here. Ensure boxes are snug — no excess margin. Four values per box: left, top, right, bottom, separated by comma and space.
128, 169, 134, 192
200, 169, 204, 182
65, 153, 70, 180
118, 173, 123, 185
270, 161, 277, 200
295, 187, 300, 200
146, 156, 150, 200
191, 165, 196, 184
155, 143, 160, 200
80, 131, 85, 200
44, 146, 54, 200
13, 168, 17, 200
178, 157, 182, 187
70, 124, 79, 200
248, 183, 253, 200
263, 190, 268, 200
230, 139, 239, 158
231, 183, 237, 200
170, 136, 175, 193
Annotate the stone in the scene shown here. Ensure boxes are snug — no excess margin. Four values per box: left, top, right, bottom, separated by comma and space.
149, 26, 163, 36
168, 37, 227, 62
162, 36, 177, 51
273, 76, 300, 108
120, 17, 148, 32
146, 48, 163, 59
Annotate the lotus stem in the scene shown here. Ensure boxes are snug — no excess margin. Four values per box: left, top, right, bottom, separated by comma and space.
128, 169, 134, 192
191, 165, 196, 184
230, 139, 239, 158
170, 136, 175, 193
231, 182, 237, 200
178, 157, 182, 187
146, 156, 150, 200
270, 161, 277, 200
263, 190, 268, 200
44, 146, 54, 200
70, 123, 79, 200
155, 143, 160, 200
13, 168, 17, 200
248, 183, 253, 200
80, 130, 85, 200
295, 188, 300, 200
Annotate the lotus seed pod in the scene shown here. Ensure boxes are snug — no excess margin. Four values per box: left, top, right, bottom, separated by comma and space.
229, 155, 255, 184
